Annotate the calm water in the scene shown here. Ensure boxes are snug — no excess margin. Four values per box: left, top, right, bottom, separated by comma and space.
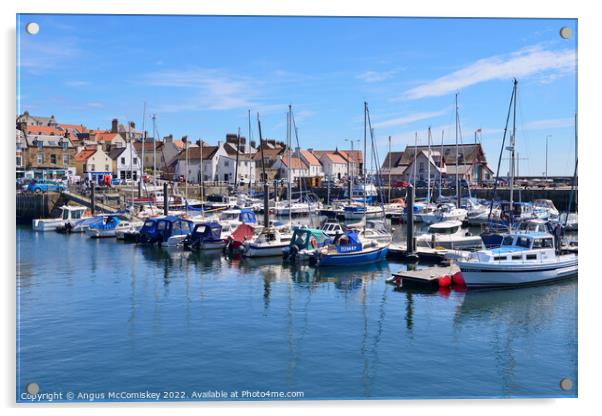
16, 225, 577, 401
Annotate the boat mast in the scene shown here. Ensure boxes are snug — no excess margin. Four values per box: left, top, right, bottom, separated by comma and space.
152, 114, 157, 186
388, 135, 392, 203
141, 102, 146, 188
247, 109, 252, 192
510, 79, 517, 207
427, 126, 432, 203
257, 114, 270, 228
287, 105, 292, 226
235, 127, 241, 193
439, 130, 444, 200
200, 140, 204, 210
363, 102, 368, 214
455, 93, 460, 207
412, 132, 418, 189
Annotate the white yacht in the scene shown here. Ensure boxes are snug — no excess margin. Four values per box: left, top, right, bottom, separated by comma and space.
457, 231, 578, 288
416, 220, 483, 250
32, 205, 89, 232
418, 203, 467, 224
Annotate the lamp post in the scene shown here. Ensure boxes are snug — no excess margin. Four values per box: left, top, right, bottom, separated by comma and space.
545, 135, 552, 178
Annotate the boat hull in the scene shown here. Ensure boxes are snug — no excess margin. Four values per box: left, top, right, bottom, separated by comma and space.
458, 256, 578, 288
313, 245, 388, 267
243, 243, 289, 257
32, 219, 65, 232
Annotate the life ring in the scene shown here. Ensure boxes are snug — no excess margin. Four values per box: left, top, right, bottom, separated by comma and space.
310, 236, 318, 249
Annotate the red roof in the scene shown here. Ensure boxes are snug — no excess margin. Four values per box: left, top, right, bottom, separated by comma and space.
299, 149, 321, 166
280, 154, 308, 170
322, 152, 347, 164
74, 147, 97, 161
95, 132, 122, 142
26, 125, 63, 136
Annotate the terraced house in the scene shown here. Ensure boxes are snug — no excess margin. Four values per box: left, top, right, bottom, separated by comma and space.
21, 132, 76, 177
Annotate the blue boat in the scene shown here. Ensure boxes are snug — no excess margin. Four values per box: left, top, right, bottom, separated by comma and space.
137, 216, 194, 247
310, 231, 389, 267
183, 221, 226, 250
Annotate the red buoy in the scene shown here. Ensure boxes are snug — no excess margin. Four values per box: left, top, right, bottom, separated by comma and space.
438, 274, 452, 288
452, 271, 466, 287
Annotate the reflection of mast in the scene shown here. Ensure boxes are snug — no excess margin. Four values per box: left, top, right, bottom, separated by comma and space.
405, 291, 414, 331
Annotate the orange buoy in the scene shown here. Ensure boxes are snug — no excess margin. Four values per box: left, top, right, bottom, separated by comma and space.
438, 274, 452, 288
452, 271, 466, 287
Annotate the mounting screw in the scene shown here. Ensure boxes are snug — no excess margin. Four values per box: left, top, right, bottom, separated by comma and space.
26, 383, 39, 395
560, 378, 573, 391
559, 27, 572, 40
25, 22, 40, 35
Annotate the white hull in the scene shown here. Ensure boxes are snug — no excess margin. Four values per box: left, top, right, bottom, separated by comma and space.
243, 243, 289, 257
86, 229, 117, 238
162, 235, 188, 247
420, 210, 467, 225
458, 256, 578, 288
32, 219, 66, 232
417, 235, 483, 250
343, 210, 385, 221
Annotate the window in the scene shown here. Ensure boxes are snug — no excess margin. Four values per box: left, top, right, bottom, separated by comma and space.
532, 239, 543, 249
224, 160, 230, 167
90, 164, 95, 171
502, 236, 514, 246
50, 154, 57, 164
543, 238, 554, 248
512, 255, 522, 260
105, 165, 110, 171
133, 158, 138, 165
121, 157, 126, 164
63, 154, 69, 165
493, 256, 507, 261
516, 237, 531, 248
526, 254, 537, 260
120, 171, 126, 180
62, 142, 68, 150
16, 156, 22, 166
37, 141, 43, 150
37, 154, 43, 164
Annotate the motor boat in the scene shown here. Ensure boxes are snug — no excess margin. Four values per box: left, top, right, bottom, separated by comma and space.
416, 220, 483, 250
32, 205, 89, 232
136, 216, 194, 247
384, 198, 405, 218
183, 221, 227, 250
86, 214, 142, 239
217, 208, 257, 228
319, 221, 346, 237
349, 219, 392, 245
242, 227, 292, 257
457, 231, 578, 288
309, 231, 389, 267
282, 227, 332, 262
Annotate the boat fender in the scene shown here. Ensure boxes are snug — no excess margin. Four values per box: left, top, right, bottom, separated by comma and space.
310, 237, 318, 249
438, 274, 452, 288
452, 271, 466, 287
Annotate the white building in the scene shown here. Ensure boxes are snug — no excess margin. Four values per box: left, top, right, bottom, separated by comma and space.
272, 153, 309, 182
174, 143, 227, 183
296, 149, 324, 178
108, 142, 142, 181
319, 152, 348, 180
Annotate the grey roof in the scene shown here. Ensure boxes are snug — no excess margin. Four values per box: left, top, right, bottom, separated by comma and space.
26, 134, 72, 147
108, 147, 127, 160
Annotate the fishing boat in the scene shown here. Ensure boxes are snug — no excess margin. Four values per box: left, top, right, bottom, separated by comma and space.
416, 220, 483, 250
86, 214, 142, 238
242, 227, 292, 257
183, 221, 227, 250
310, 231, 389, 267
32, 205, 89, 231
282, 227, 332, 262
457, 231, 578, 288
136, 216, 194, 247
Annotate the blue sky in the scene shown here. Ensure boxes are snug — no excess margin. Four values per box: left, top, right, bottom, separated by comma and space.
17, 14, 577, 175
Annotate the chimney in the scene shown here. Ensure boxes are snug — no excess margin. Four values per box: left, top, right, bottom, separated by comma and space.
164, 134, 173, 144
129, 121, 136, 129
217, 140, 222, 148
250, 140, 256, 149
111, 119, 118, 133
96, 143, 103, 152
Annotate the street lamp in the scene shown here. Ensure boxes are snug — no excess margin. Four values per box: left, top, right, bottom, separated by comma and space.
545, 135, 552, 178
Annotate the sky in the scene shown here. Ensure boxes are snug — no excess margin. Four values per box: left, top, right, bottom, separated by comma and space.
17, 14, 577, 176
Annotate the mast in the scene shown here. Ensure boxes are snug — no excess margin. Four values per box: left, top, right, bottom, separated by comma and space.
388, 135, 392, 203
363, 102, 368, 215
439, 130, 444, 200
427, 126, 432, 203
184, 135, 188, 204
287, 105, 292, 226
235, 127, 241, 193
141, 102, 146, 187
257, 114, 270, 228
510, 79, 517, 207
200, 140, 204, 205
455, 93, 460, 206
412, 132, 418, 189
248, 109, 252, 192
152, 114, 157, 186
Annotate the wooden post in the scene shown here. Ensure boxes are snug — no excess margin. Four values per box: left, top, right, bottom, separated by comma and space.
406, 184, 415, 253
90, 183, 96, 215
163, 182, 169, 216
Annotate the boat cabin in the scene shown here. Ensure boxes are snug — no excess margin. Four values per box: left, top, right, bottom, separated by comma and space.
60, 205, 87, 220
473, 232, 557, 263
427, 220, 463, 235
290, 228, 331, 251
320, 222, 345, 236
139, 216, 194, 244
333, 231, 363, 253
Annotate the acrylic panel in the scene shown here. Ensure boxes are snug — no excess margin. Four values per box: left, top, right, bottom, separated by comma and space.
16, 14, 578, 403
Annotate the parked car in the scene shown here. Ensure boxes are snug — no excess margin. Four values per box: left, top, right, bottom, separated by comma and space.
27, 180, 66, 193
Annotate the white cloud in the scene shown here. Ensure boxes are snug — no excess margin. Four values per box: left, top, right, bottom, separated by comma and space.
403, 45, 576, 100
372, 108, 450, 129
523, 117, 575, 130
356, 70, 396, 83
145, 68, 257, 111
